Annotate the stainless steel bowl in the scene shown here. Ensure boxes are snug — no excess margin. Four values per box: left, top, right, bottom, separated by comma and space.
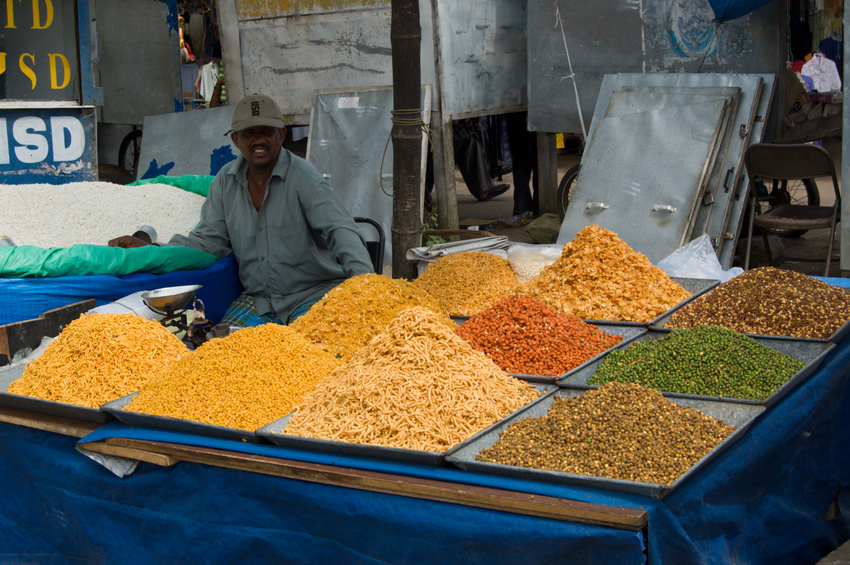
141, 284, 202, 314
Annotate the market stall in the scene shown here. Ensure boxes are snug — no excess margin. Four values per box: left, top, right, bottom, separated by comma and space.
1, 233, 849, 563
0, 310, 848, 563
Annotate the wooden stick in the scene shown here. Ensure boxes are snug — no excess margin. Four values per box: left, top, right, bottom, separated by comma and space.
0, 405, 99, 438
96, 437, 648, 530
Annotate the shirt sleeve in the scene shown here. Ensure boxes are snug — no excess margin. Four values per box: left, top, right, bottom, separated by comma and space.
167, 175, 234, 259
297, 174, 375, 277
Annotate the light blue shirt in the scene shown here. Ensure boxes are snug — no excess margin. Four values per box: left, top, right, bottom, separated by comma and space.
169, 149, 373, 321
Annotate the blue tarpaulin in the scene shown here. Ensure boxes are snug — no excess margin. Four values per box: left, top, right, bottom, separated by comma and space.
708, 0, 775, 22
0, 279, 848, 563
0, 256, 242, 326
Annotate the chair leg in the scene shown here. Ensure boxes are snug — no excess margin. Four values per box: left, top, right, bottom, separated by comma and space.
823, 217, 839, 277
744, 196, 756, 270
761, 228, 773, 267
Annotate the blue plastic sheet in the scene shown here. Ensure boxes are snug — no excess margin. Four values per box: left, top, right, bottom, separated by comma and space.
0, 256, 242, 326
0, 278, 848, 563
708, 0, 774, 22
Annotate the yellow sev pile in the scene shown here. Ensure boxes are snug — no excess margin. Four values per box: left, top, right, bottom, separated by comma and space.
289, 273, 450, 361
411, 251, 519, 316
519, 225, 690, 322
126, 323, 342, 431
8, 313, 187, 408
283, 306, 540, 452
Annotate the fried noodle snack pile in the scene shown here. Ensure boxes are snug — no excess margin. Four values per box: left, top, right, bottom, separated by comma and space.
520, 225, 690, 322
9, 313, 187, 408
284, 306, 540, 451
290, 273, 450, 360
411, 251, 520, 316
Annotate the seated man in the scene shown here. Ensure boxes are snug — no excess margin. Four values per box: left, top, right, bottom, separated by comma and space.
110, 94, 374, 326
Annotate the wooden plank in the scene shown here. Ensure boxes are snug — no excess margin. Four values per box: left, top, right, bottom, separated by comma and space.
0, 405, 100, 438
41, 300, 97, 337
81, 441, 177, 467
0, 299, 95, 365
0, 317, 47, 363
98, 437, 647, 530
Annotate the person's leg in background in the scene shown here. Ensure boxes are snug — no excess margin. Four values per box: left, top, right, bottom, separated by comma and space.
506, 111, 539, 217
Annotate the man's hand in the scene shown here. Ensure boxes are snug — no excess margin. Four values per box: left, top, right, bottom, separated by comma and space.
108, 235, 151, 248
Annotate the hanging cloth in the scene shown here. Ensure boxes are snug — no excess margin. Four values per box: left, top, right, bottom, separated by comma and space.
801, 52, 842, 92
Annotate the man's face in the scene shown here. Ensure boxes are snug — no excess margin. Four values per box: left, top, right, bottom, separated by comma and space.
231, 126, 286, 168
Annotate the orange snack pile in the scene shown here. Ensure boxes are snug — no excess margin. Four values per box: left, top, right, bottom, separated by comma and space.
520, 225, 690, 322
456, 295, 623, 376
9, 313, 187, 408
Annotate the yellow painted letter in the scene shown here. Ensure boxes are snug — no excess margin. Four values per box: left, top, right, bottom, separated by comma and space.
48, 53, 69, 88
19, 53, 36, 89
32, 0, 54, 29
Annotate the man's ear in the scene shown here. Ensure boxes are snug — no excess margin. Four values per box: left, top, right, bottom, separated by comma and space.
230, 131, 238, 145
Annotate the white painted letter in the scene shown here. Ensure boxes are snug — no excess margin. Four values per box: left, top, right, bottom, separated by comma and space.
13, 117, 49, 163
50, 116, 84, 161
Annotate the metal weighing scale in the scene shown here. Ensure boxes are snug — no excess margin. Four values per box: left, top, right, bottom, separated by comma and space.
141, 285, 213, 349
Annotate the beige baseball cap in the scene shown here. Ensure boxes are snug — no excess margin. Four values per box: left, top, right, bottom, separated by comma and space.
228, 94, 285, 133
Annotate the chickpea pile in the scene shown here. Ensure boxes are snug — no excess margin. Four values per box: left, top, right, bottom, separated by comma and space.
456, 295, 622, 376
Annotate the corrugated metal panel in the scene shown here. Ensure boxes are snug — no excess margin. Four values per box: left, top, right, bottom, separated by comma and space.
306, 85, 432, 265
527, 0, 783, 134
556, 97, 732, 263
96, 0, 182, 125
433, 0, 528, 116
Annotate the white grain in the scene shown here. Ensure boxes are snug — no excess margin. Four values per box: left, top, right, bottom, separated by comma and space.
0, 182, 205, 248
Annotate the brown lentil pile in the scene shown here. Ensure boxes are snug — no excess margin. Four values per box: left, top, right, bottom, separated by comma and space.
284, 306, 540, 452
477, 382, 734, 485
126, 323, 343, 431
665, 267, 850, 339
411, 251, 520, 316
9, 313, 188, 408
519, 225, 690, 322
588, 325, 806, 401
289, 273, 451, 361
456, 295, 623, 376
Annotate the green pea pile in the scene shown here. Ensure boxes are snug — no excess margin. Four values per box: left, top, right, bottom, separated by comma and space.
588, 325, 806, 401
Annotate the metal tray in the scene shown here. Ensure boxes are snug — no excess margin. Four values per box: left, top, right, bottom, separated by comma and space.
444, 387, 766, 499
558, 329, 836, 408
101, 393, 261, 444
257, 383, 556, 466
651, 307, 850, 345
0, 363, 113, 424
508, 325, 647, 384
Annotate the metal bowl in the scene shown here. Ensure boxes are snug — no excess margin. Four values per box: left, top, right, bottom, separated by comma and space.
141, 284, 202, 314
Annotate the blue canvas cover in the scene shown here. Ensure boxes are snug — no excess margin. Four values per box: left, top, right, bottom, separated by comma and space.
709, 0, 774, 21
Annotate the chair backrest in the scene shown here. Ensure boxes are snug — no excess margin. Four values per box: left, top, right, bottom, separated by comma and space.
353, 217, 385, 275
744, 143, 841, 201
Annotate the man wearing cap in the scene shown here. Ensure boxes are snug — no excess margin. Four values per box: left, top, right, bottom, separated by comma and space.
109, 94, 374, 326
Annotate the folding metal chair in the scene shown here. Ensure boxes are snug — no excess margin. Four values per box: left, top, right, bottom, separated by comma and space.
743, 143, 841, 277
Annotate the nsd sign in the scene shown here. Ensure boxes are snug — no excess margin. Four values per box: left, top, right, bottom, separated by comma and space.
0, 108, 96, 184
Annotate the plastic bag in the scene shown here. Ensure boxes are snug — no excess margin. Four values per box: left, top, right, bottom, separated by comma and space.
507, 243, 562, 283
656, 234, 742, 283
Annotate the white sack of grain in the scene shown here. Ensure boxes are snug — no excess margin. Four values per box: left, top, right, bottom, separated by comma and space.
0, 181, 205, 249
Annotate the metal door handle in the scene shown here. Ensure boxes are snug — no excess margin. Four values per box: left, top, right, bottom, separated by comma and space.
585, 202, 610, 211
651, 205, 677, 213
